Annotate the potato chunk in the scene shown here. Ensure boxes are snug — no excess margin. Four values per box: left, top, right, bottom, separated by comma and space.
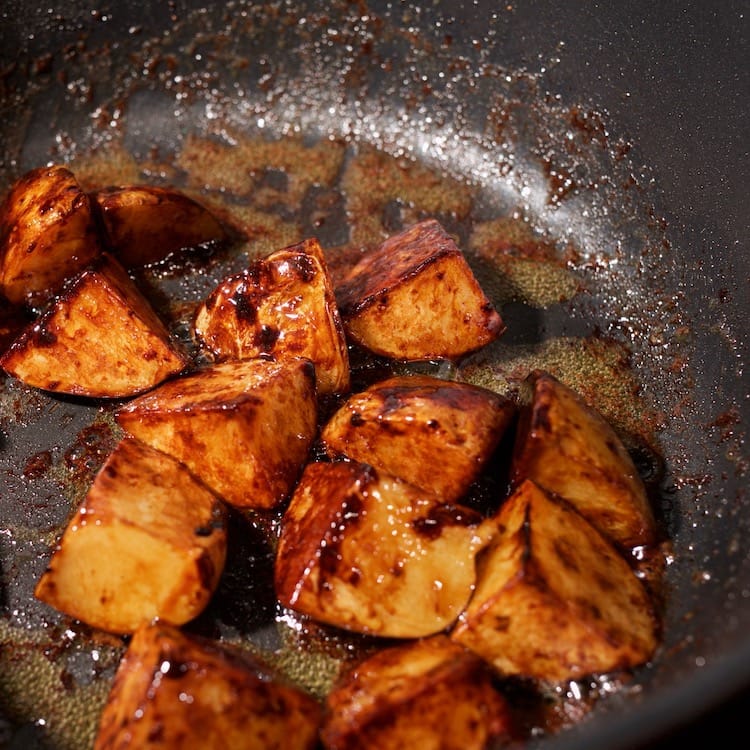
194, 238, 350, 395
95, 622, 321, 750
92, 184, 229, 267
320, 374, 514, 502
335, 219, 504, 360
116, 357, 317, 509
321, 635, 514, 750
0, 253, 187, 398
451, 479, 658, 682
275, 461, 496, 638
511, 369, 657, 549
34, 437, 227, 634
0, 165, 102, 306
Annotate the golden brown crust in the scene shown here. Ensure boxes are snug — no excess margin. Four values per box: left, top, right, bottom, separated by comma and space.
194, 237, 350, 395
335, 219, 504, 360
511, 369, 657, 549
95, 622, 321, 749
275, 460, 496, 638
116, 357, 318, 509
92, 184, 229, 267
321, 635, 515, 750
451, 479, 659, 682
320, 374, 515, 502
34, 437, 227, 634
0, 165, 102, 306
0, 253, 187, 398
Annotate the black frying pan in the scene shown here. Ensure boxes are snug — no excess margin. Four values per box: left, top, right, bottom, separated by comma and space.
0, 1, 747, 748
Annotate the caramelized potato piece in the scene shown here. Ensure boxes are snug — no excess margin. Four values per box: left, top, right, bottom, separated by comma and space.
320, 374, 515, 502
321, 635, 514, 750
0, 165, 102, 306
0, 254, 187, 398
116, 357, 317, 509
35, 437, 227, 634
194, 237, 350, 395
275, 461, 496, 638
92, 184, 229, 267
451, 480, 658, 682
511, 369, 657, 549
95, 622, 321, 750
335, 219, 504, 360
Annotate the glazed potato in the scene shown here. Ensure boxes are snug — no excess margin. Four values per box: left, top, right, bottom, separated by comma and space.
511, 369, 657, 549
0, 253, 187, 398
335, 219, 505, 360
320, 374, 515, 502
95, 622, 321, 750
0, 165, 102, 306
321, 635, 514, 750
194, 237, 350, 395
116, 357, 317, 509
275, 461, 496, 638
451, 479, 659, 683
34, 437, 227, 635
92, 184, 229, 267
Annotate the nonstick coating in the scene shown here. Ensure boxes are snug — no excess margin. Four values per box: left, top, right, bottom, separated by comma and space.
0, 1, 747, 748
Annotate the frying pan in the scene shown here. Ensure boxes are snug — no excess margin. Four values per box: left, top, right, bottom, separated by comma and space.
0, 1, 747, 748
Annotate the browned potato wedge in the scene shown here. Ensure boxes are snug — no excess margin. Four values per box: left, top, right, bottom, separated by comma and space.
92, 184, 229, 267
451, 479, 659, 682
275, 461, 496, 638
116, 357, 317, 509
34, 437, 227, 635
194, 237, 350, 395
0, 165, 102, 306
335, 219, 504, 360
511, 369, 657, 549
95, 622, 321, 750
0, 253, 187, 398
321, 634, 514, 750
320, 374, 515, 502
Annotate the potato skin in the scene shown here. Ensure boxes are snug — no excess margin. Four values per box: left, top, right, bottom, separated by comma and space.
95, 622, 321, 750
116, 357, 318, 509
320, 374, 515, 502
0, 165, 102, 306
34, 437, 227, 634
0, 253, 187, 398
194, 237, 350, 395
451, 479, 659, 683
511, 369, 657, 549
92, 184, 229, 267
275, 461, 496, 638
335, 219, 504, 360
321, 635, 514, 750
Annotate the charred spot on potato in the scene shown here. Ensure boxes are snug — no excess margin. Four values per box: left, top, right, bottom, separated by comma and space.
29, 323, 58, 347
231, 286, 259, 323
413, 504, 483, 540
256, 323, 279, 350
288, 252, 316, 282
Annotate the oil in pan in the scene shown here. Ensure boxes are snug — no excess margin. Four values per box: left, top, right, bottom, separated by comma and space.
0, 2, 692, 748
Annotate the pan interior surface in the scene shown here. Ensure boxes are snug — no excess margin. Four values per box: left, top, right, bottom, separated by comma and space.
0, 2, 747, 749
